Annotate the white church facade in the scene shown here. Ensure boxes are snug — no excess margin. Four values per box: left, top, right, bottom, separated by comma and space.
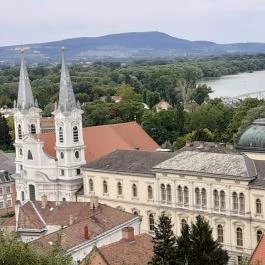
12, 49, 159, 203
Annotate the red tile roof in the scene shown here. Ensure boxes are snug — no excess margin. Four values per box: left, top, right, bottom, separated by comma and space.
250, 234, 265, 265
28, 202, 138, 251
95, 233, 153, 265
37, 122, 159, 161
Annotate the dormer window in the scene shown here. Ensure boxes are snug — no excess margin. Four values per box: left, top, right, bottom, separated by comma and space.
73, 126, 79, 142
18, 124, 22, 139
59, 126, 64, 143
30, 124, 36, 134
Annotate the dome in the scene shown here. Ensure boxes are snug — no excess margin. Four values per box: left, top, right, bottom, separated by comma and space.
237, 119, 265, 151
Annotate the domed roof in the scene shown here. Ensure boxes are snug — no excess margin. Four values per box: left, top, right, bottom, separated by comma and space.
237, 119, 265, 151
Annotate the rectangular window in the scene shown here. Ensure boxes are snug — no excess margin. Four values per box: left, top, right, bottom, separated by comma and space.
0, 188, 3, 195
76, 169, 81, 175
21, 191, 25, 201
61, 170, 64, 176
0, 201, 4, 209
6, 199, 12, 208
5, 186, 11, 194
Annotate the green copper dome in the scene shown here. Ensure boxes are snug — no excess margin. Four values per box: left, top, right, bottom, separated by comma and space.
237, 119, 265, 151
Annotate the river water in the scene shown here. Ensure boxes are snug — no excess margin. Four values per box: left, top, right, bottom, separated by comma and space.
201, 70, 265, 98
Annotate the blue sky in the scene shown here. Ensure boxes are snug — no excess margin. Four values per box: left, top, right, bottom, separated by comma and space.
1, 0, 265, 46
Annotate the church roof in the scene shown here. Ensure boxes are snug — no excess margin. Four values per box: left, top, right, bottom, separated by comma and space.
58, 48, 76, 112
17, 51, 35, 109
36, 122, 160, 162
250, 234, 265, 265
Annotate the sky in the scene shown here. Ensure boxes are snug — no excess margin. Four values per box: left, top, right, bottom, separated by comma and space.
1, 0, 265, 46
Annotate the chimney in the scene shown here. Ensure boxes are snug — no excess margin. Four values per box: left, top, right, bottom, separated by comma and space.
90, 196, 99, 210
122, 227, 135, 242
84, 225, 90, 240
41, 195, 48, 208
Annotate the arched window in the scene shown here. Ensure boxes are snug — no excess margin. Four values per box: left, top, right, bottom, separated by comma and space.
178, 185, 183, 204
195, 188, 201, 206
132, 184, 137, 197
27, 150, 33, 160
220, 190, 225, 211
201, 188, 207, 208
19, 148, 23, 156
184, 186, 189, 205
217, 224, 224, 243
73, 126, 79, 142
149, 214, 155, 231
117, 182, 122, 195
232, 192, 238, 212
103, 180, 108, 194
89, 179, 94, 192
75, 151, 80, 159
60, 152, 64, 159
167, 184, 172, 202
239, 193, 245, 213
148, 185, 153, 199
257, 230, 263, 243
236, 227, 243, 246
18, 124, 22, 139
161, 184, 166, 201
181, 219, 187, 228
59, 126, 64, 143
30, 124, 36, 134
213, 190, 219, 210
256, 198, 262, 214
29, 184, 36, 201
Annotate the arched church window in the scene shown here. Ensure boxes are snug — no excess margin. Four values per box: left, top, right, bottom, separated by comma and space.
167, 184, 172, 202
75, 151, 80, 159
201, 188, 207, 208
19, 148, 23, 156
236, 227, 243, 246
29, 184, 36, 201
161, 184, 166, 202
27, 150, 33, 160
60, 152, 64, 159
232, 192, 238, 212
178, 185, 183, 204
59, 126, 64, 143
195, 187, 201, 206
30, 124, 36, 134
18, 124, 22, 139
73, 126, 79, 143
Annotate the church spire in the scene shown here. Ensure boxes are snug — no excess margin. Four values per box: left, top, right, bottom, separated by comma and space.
58, 47, 76, 112
17, 49, 34, 109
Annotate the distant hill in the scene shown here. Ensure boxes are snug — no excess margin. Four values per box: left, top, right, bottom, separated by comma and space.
1, 31, 265, 64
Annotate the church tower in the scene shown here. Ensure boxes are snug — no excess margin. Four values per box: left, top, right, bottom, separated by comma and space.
13, 49, 42, 174
52, 48, 86, 184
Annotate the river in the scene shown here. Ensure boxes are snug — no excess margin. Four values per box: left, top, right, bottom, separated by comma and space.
201, 70, 265, 98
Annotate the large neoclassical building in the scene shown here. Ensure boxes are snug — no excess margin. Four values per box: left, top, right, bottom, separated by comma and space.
80, 131, 265, 264
12, 50, 159, 203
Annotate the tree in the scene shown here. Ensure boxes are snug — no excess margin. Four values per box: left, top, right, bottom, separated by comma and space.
116, 84, 142, 102
191, 84, 213, 105
0, 114, 12, 150
150, 212, 177, 265
0, 232, 72, 265
176, 215, 229, 265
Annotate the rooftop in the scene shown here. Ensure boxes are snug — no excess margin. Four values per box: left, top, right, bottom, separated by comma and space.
0, 151, 15, 175
250, 234, 265, 265
83, 149, 174, 176
36, 121, 159, 162
154, 150, 257, 179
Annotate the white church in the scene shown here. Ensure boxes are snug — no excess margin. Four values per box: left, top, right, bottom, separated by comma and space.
12, 49, 159, 203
